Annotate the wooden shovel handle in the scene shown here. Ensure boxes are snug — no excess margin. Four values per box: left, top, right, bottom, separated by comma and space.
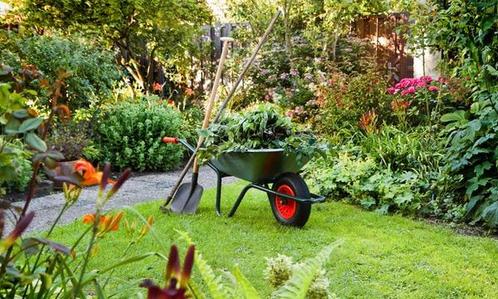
192, 38, 233, 173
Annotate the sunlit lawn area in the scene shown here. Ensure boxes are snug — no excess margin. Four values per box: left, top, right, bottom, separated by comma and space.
50, 182, 498, 298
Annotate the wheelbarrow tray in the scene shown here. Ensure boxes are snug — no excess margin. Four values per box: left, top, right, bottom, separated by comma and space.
209, 149, 309, 183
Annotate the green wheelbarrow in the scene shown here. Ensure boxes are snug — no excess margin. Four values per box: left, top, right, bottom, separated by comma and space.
162, 137, 325, 227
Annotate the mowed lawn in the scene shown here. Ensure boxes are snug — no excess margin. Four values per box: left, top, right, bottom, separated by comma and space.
49, 181, 498, 298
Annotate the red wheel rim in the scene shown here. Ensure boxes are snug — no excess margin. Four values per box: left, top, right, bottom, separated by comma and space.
275, 184, 297, 220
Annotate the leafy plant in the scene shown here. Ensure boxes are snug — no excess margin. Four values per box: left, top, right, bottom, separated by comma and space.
94, 97, 185, 171
198, 104, 325, 163
0, 82, 45, 195
13, 34, 121, 110
264, 253, 336, 299
1, 140, 32, 193
0, 162, 163, 297
176, 230, 342, 299
419, 0, 498, 91
314, 66, 391, 140
305, 140, 462, 219
360, 126, 443, 172
442, 91, 498, 228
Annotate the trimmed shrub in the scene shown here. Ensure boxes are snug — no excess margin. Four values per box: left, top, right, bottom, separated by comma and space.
94, 98, 185, 171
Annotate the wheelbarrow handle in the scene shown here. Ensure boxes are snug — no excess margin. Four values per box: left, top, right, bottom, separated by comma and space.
162, 137, 179, 144
162, 136, 196, 154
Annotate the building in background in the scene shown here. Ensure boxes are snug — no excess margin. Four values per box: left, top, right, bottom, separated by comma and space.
0, 1, 11, 15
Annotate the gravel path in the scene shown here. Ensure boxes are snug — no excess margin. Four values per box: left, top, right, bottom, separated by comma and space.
7, 167, 236, 233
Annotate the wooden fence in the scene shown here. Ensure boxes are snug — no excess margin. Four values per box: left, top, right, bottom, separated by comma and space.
352, 13, 414, 81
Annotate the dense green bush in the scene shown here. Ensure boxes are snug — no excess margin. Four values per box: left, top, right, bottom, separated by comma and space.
305, 142, 463, 220
94, 98, 185, 171
14, 35, 121, 109
442, 91, 498, 228
417, 0, 498, 228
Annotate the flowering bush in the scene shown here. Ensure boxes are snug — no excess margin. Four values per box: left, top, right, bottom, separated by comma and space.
387, 76, 448, 126
315, 67, 391, 140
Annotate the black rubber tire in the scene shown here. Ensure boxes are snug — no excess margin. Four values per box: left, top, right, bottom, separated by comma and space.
269, 173, 311, 227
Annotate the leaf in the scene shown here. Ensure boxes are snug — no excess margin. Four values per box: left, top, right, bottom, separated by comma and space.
4, 118, 21, 135
484, 65, 498, 77
27, 237, 74, 256
18, 117, 43, 133
94, 281, 106, 299
272, 240, 343, 299
441, 110, 467, 123
33, 150, 65, 164
12, 109, 29, 119
99, 252, 164, 274
25, 132, 47, 152
177, 230, 232, 299
53, 175, 82, 187
233, 266, 261, 299
482, 201, 498, 228
464, 196, 483, 219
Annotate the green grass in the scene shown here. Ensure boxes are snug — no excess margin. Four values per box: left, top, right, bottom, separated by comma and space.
50, 181, 498, 298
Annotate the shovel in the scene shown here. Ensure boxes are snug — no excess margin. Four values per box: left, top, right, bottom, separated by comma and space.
170, 37, 234, 214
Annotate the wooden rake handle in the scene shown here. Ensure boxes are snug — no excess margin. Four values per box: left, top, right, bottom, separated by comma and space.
192, 37, 234, 174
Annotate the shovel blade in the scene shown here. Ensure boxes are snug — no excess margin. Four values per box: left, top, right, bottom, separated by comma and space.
170, 183, 204, 214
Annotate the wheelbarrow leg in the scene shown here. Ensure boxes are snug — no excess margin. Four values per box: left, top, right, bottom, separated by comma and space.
228, 183, 253, 217
215, 173, 223, 216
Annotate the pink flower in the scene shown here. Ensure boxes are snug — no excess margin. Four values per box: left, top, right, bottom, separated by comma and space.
401, 86, 416, 96
420, 76, 433, 83
387, 87, 398, 94
428, 85, 439, 92
416, 80, 427, 88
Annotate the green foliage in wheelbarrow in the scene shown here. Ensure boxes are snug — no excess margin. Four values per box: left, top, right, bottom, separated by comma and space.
198, 103, 326, 164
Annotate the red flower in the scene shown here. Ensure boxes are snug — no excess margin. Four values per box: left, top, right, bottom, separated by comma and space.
141, 245, 195, 299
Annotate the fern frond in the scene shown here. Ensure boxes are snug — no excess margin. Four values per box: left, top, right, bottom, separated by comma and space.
177, 230, 233, 299
272, 240, 343, 299
232, 265, 262, 299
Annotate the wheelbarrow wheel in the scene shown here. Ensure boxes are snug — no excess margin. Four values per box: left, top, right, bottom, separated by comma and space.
269, 173, 311, 227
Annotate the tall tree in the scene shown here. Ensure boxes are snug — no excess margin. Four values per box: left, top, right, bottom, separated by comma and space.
15, 0, 212, 92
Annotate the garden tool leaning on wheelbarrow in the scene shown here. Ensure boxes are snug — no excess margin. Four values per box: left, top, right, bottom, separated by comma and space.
161, 10, 281, 214
166, 37, 233, 214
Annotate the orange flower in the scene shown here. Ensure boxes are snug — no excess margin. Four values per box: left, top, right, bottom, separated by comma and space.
139, 216, 154, 238
184, 88, 194, 96
152, 82, 162, 92
359, 110, 378, 134
391, 100, 411, 112
74, 160, 114, 187
102, 212, 123, 232
82, 214, 96, 224
82, 212, 124, 235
